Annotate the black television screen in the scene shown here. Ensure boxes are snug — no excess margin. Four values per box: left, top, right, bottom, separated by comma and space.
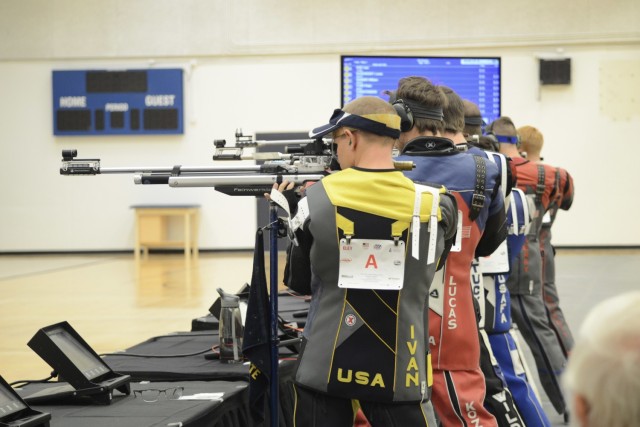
341, 55, 501, 125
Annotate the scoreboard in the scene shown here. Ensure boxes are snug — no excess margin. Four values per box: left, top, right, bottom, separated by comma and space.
53, 68, 184, 135
341, 56, 502, 125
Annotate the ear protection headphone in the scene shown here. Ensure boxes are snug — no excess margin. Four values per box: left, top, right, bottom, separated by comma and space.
483, 121, 499, 151
392, 99, 415, 132
482, 134, 501, 152
484, 119, 521, 148
392, 98, 445, 132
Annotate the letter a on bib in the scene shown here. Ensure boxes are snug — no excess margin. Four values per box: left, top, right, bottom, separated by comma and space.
365, 254, 378, 269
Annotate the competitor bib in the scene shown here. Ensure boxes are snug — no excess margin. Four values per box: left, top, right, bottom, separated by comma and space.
338, 238, 406, 290
479, 240, 510, 274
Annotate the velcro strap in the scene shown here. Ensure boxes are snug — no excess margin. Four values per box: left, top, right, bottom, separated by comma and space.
469, 156, 487, 221
551, 167, 561, 203
510, 192, 519, 235
484, 152, 507, 210
520, 189, 531, 234
494, 153, 508, 202
289, 197, 309, 233
269, 188, 309, 247
412, 184, 440, 264
510, 188, 530, 235
536, 165, 545, 203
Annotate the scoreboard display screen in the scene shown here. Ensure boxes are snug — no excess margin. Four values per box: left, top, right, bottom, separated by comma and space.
53, 68, 184, 135
341, 56, 501, 125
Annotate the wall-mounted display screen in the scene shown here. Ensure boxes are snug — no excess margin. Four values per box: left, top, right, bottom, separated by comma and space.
341, 55, 501, 125
52, 68, 184, 135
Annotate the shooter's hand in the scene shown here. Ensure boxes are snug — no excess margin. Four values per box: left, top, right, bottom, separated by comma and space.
264, 180, 296, 201
265, 180, 301, 216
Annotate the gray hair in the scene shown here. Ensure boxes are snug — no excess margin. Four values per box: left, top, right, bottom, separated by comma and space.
564, 291, 640, 427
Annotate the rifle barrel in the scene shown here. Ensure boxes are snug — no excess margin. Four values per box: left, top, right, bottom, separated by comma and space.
166, 174, 325, 188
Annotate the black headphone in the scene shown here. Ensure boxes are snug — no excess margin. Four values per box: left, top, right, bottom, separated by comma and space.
392, 98, 445, 132
482, 134, 501, 152
484, 119, 521, 148
392, 99, 415, 132
483, 120, 499, 151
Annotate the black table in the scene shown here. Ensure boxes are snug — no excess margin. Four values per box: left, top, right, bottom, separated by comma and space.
102, 331, 297, 381
103, 331, 246, 382
14, 291, 307, 427
17, 380, 249, 427
101, 331, 297, 427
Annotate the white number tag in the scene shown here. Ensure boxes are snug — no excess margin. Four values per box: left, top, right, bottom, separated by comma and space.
450, 210, 463, 252
338, 238, 406, 290
478, 240, 510, 274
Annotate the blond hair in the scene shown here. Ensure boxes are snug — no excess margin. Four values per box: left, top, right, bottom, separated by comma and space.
518, 125, 544, 157
342, 96, 398, 144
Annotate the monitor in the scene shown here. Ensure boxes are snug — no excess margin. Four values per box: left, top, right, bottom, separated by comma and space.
0, 374, 51, 426
27, 321, 130, 405
46, 327, 110, 381
0, 384, 27, 418
341, 55, 501, 125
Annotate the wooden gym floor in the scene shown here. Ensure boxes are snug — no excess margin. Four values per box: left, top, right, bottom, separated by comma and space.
0, 251, 287, 384
0, 248, 638, 426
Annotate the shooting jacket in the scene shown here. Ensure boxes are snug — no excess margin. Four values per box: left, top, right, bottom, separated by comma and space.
506, 158, 559, 295
396, 136, 507, 371
287, 167, 457, 403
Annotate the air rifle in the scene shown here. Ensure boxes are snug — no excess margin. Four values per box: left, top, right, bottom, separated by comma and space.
60, 130, 414, 196
60, 130, 334, 196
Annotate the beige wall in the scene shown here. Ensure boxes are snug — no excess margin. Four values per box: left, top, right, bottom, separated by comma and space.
0, 0, 639, 250
1, 0, 638, 59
